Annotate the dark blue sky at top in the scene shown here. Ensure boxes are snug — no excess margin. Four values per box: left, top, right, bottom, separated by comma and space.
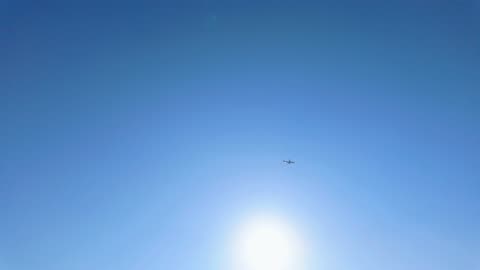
1, 1, 479, 270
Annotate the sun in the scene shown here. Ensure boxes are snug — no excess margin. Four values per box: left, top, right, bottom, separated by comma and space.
231, 215, 305, 270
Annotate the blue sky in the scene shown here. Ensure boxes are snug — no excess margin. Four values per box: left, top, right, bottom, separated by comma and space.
1, 1, 479, 270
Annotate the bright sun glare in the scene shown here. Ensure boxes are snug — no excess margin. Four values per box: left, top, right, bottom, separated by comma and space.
232, 215, 305, 270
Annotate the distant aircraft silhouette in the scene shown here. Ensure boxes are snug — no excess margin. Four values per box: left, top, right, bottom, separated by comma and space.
283, 160, 295, 164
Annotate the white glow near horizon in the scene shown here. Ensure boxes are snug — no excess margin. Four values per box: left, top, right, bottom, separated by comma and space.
231, 215, 305, 270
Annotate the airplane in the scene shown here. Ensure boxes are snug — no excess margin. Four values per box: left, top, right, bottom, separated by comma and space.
283, 160, 295, 164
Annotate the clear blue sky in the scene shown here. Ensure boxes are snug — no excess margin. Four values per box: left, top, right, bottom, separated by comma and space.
1, 1, 479, 270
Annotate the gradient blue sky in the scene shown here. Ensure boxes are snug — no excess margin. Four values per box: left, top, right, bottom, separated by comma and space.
1, 1, 479, 270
